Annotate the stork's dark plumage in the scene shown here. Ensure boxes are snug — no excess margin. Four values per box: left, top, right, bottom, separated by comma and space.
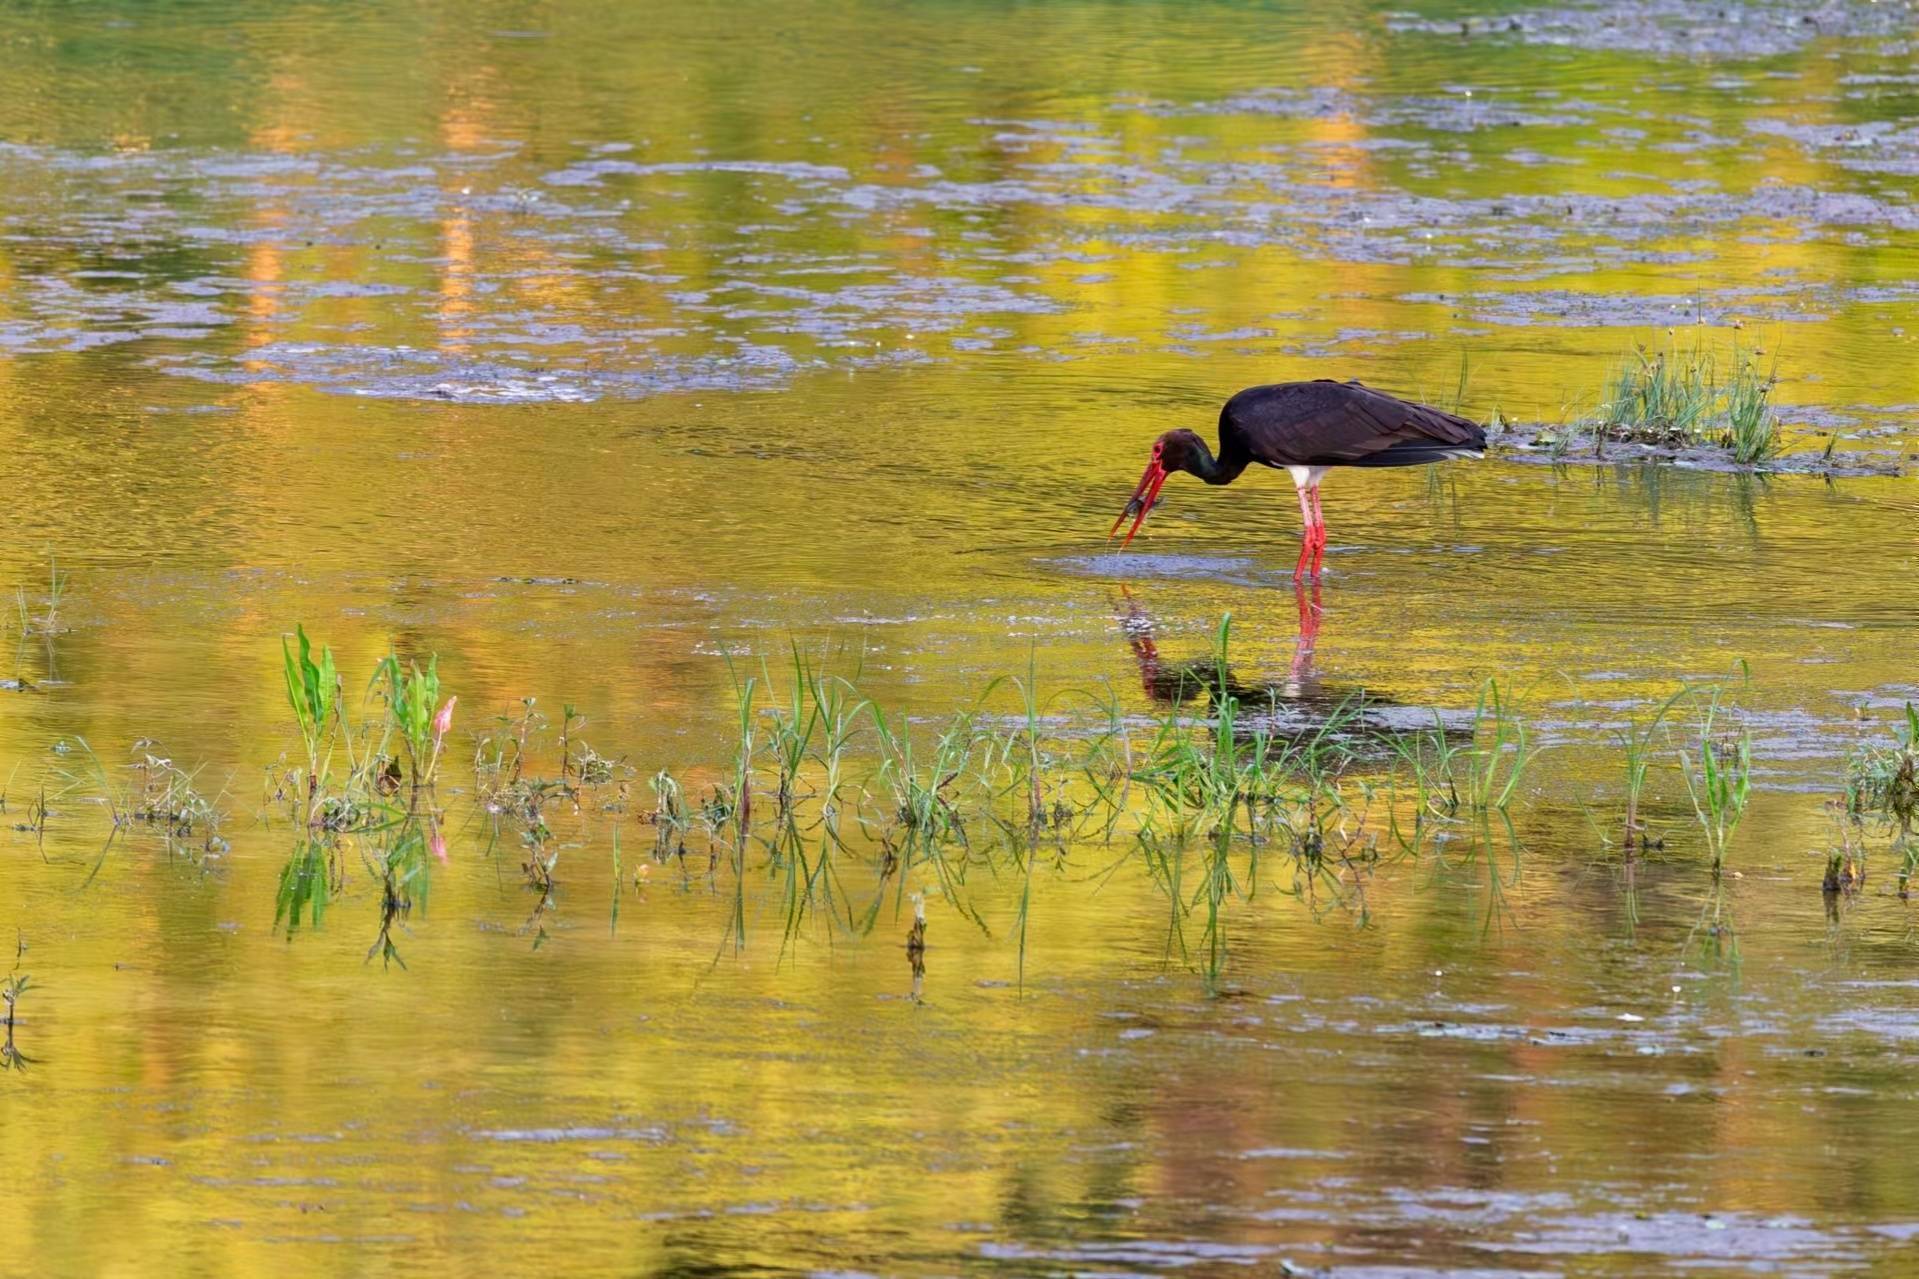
1110, 379, 1486, 580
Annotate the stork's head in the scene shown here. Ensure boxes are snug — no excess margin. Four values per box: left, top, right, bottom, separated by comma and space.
1109, 430, 1202, 547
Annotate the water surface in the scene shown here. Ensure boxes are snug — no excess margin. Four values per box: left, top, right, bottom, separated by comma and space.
3, 0, 1919, 1274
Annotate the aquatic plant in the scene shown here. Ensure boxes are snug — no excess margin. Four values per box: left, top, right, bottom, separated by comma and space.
1591, 329, 1783, 463
268, 627, 464, 962
14, 555, 66, 639
282, 625, 339, 814
1846, 704, 1919, 893
128, 745, 228, 854
1, 969, 29, 1072
461, 690, 638, 949
369, 652, 454, 790
7, 775, 48, 851
246, 618, 1559, 986
649, 768, 690, 862
1721, 351, 1782, 465
1614, 685, 1692, 851
1675, 677, 1753, 872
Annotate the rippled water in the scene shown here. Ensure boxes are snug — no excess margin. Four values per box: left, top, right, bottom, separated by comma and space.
3, 0, 1919, 1274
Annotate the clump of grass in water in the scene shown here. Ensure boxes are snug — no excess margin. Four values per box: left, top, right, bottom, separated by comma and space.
1125, 616, 1383, 986
128, 744, 230, 856
1601, 335, 1716, 442
1720, 349, 1782, 465
281, 625, 339, 825
1822, 805, 1868, 897
1591, 329, 1783, 463
1605, 669, 1753, 865
5, 761, 50, 853
469, 692, 634, 947
14, 555, 67, 639
34, 736, 230, 875
1675, 671, 1754, 874
1385, 679, 1533, 863
270, 627, 459, 965
1613, 685, 1692, 852
1846, 704, 1919, 894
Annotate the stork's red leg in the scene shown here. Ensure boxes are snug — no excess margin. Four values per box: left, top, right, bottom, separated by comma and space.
1308, 485, 1327, 578
1293, 484, 1314, 582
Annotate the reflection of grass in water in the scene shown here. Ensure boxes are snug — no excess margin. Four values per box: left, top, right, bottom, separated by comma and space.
1, 971, 30, 1072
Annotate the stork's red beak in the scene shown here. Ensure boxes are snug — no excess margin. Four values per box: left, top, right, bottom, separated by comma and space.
1109, 449, 1169, 548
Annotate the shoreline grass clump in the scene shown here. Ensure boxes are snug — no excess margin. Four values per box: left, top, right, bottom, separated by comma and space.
1591, 329, 1783, 464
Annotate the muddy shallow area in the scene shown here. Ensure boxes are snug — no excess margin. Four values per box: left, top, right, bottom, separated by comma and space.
2, 0, 1919, 1275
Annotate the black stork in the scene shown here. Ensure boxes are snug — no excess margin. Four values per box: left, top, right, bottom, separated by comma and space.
1109, 379, 1486, 581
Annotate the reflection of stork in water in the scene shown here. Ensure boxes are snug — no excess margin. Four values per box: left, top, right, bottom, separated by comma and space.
1118, 581, 1337, 709
1115, 585, 1474, 747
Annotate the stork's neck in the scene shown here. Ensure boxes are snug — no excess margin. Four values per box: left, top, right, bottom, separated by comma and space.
1181, 436, 1251, 486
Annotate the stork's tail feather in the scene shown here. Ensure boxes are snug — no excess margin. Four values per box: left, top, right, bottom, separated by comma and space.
1407, 403, 1488, 449
1345, 441, 1484, 468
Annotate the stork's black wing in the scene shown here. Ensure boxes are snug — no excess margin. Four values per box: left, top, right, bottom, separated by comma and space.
1219, 380, 1485, 467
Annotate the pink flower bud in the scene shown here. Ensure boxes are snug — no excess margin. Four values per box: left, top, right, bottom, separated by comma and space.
432, 696, 457, 740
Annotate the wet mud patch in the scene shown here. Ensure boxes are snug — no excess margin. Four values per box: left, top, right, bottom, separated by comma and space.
1492, 424, 1908, 475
